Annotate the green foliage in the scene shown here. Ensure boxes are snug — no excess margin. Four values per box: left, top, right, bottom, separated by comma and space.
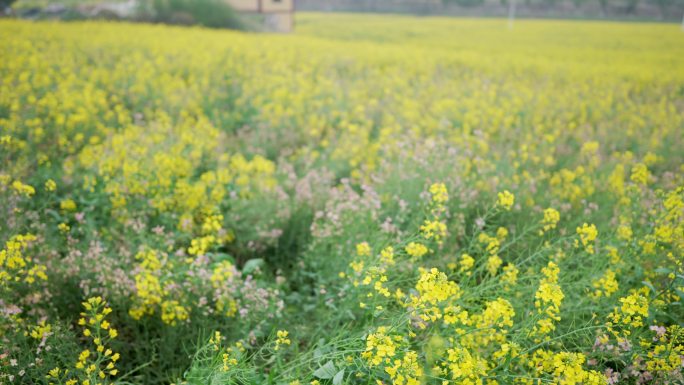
1, 0, 17, 9
148, 0, 244, 29
624, 0, 640, 12
442, 0, 485, 7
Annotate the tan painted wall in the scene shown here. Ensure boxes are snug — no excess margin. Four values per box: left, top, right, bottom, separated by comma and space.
261, 0, 294, 12
226, 0, 259, 12
226, 0, 293, 12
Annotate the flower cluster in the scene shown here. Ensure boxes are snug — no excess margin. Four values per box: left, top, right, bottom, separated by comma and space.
275, 330, 291, 351
529, 350, 605, 385
591, 269, 619, 299
0, 234, 45, 286
404, 242, 428, 259
576, 223, 598, 254
45, 297, 121, 385
496, 190, 515, 211
532, 261, 564, 340
409, 268, 460, 326
540, 207, 560, 234
607, 289, 650, 332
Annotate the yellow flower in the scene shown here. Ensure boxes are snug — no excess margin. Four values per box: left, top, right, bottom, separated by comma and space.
576, 223, 598, 254
497, 190, 515, 211
591, 269, 619, 299
486, 255, 503, 276
45, 179, 57, 191
501, 264, 519, 290
58, 222, 70, 233
459, 253, 475, 275
11, 180, 35, 197
77, 297, 120, 381
540, 208, 560, 234
533, 262, 564, 339
60, 199, 77, 212
630, 163, 649, 185
405, 242, 428, 259
222, 352, 238, 371
420, 219, 447, 242
275, 329, 291, 350
379, 246, 395, 265
617, 223, 632, 241
362, 326, 397, 366
29, 321, 51, 340
48, 367, 60, 378
410, 268, 460, 323
429, 183, 449, 204
356, 242, 372, 257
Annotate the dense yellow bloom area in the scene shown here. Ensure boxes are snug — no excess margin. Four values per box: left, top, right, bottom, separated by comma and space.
1, 13, 683, 385
0, 234, 46, 285
410, 268, 461, 323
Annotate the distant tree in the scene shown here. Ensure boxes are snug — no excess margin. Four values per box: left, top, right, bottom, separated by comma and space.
1, 0, 17, 11
624, 0, 639, 13
598, 0, 609, 15
572, 0, 588, 8
649, 0, 673, 18
442, 0, 485, 6
148, 0, 244, 29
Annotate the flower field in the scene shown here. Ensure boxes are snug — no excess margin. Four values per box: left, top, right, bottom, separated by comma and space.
1, 13, 684, 385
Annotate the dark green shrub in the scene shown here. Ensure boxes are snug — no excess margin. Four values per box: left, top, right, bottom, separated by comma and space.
150, 0, 244, 29
442, 0, 486, 7
1, 0, 17, 11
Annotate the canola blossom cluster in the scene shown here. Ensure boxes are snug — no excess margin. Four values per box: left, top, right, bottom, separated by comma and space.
1, 13, 684, 385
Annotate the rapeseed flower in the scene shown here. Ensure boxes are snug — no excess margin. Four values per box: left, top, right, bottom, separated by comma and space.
497, 190, 515, 211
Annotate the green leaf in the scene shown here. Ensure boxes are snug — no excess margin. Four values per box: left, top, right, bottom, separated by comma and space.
242, 258, 265, 275
313, 361, 336, 379
313, 340, 329, 359
333, 369, 345, 385
211, 252, 235, 264
675, 289, 684, 301
641, 280, 656, 295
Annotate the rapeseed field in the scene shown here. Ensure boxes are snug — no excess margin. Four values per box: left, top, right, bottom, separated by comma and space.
1, 13, 683, 385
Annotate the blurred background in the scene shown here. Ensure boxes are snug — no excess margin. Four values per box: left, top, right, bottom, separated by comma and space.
2, 0, 684, 33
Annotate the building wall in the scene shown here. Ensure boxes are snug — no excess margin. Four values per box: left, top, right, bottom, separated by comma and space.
262, 0, 294, 12
226, 0, 259, 12
226, 0, 293, 12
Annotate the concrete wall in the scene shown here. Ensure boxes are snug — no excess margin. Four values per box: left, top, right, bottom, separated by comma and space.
226, 0, 293, 12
